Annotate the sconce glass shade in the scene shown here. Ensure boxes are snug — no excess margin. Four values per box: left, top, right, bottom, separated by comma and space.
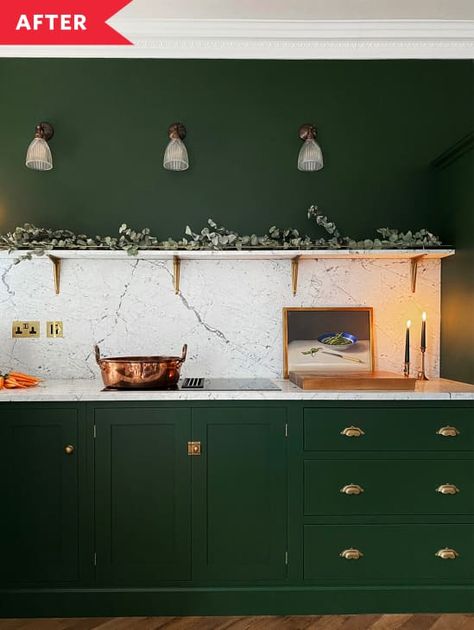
163, 138, 189, 171
297, 138, 323, 172
26, 122, 54, 171
26, 137, 53, 171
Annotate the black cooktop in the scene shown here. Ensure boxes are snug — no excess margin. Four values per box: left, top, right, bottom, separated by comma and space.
102, 378, 280, 392
180, 378, 280, 391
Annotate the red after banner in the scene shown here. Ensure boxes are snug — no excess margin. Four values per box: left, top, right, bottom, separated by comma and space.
0, 0, 133, 45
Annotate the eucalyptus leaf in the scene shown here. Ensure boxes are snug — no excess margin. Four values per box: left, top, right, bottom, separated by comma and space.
0, 207, 442, 257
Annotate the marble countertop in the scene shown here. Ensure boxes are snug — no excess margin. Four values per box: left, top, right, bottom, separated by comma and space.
0, 378, 473, 402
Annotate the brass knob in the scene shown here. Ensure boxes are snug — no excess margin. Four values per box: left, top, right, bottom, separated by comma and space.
187, 441, 201, 456
64, 445, 74, 455
436, 483, 460, 495
435, 548, 459, 560
436, 426, 460, 437
340, 548, 363, 560
340, 483, 364, 495
341, 426, 365, 438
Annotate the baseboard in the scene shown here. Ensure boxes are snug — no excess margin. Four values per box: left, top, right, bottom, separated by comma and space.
1, 585, 473, 617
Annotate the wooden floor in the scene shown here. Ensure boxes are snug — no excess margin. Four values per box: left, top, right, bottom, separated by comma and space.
0, 616, 473, 630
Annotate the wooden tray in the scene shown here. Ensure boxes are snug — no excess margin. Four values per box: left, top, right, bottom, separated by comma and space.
289, 370, 417, 391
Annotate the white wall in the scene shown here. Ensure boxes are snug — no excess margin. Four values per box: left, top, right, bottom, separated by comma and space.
117, 0, 474, 21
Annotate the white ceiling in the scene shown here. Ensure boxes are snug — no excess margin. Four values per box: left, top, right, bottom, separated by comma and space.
117, 0, 474, 21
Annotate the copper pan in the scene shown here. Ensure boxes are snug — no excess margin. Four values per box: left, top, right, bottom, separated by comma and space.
94, 344, 187, 389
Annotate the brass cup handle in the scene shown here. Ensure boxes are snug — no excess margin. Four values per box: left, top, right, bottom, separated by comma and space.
64, 445, 74, 455
340, 483, 364, 495
340, 426, 365, 438
436, 483, 460, 495
436, 425, 460, 437
435, 548, 459, 560
340, 548, 363, 560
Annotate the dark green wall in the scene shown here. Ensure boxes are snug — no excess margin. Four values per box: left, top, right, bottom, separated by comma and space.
0, 58, 472, 381
438, 140, 474, 384
0, 59, 472, 240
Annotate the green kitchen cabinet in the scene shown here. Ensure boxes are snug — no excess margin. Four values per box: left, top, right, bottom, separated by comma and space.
192, 407, 288, 581
304, 458, 474, 516
94, 405, 288, 584
304, 524, 474, 584
0, 405, 80, 584
94, 406, 192, 584
304, 407, 474, 452
1, 400, 473, 617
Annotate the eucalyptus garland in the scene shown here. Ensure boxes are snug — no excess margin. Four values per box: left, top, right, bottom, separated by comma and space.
0, 206, 442, 258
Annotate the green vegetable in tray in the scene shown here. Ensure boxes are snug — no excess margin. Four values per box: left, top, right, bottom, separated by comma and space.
322, 332, 352, 345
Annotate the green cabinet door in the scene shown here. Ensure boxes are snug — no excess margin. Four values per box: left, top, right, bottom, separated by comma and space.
94, 407, 191, 584
0, 405, 79, 584
192, 406, 288, 582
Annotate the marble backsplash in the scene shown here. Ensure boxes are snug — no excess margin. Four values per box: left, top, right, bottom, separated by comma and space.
0, 256, 440, 379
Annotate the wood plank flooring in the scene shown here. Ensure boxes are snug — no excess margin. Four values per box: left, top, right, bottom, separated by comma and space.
0, 615, 473, 630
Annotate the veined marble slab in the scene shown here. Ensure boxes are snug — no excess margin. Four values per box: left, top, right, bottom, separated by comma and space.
1, 256, 442, 379
0, 378, 472, 402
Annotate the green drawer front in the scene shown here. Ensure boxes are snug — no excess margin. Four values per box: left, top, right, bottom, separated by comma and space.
304, 407, 474, 451
304, 459, 474, 516
304, 524, 474, 583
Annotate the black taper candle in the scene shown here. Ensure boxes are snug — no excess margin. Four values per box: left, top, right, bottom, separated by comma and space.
405, 320, 411, 363
421, 312, 426, 351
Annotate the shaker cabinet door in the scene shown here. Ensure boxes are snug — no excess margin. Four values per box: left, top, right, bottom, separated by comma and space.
94, 407, 192, 584
0, 405, 79, 584
192, 407, 288, 582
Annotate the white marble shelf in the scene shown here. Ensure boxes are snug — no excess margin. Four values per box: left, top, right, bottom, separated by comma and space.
0, 248, 455, 261
0, 378, 472, 402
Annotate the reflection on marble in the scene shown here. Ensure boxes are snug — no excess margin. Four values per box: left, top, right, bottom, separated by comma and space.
0, 256, 441, 380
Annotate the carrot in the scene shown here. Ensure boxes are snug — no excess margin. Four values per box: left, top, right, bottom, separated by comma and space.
10, 377, 38, 386
1, 370, 40, 389
5, 377, 27, 388
9, 371, 40, 383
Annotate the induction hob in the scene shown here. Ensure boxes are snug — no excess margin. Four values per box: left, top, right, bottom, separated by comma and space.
180, 377, 280, 391
101, 377, 280, 392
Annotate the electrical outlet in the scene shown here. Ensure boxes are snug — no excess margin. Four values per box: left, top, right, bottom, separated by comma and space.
12, 321, 40, 338
46, 321, 63, 338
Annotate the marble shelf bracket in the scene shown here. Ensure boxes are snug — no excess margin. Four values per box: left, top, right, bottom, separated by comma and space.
410, 254, 426, 293
48, 255, 61, 295
291, 256, 301, 296
173, 256, 181, 294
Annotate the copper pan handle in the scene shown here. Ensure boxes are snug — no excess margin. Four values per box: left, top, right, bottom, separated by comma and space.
180, 344, 188, 364
94, 345, 102, 365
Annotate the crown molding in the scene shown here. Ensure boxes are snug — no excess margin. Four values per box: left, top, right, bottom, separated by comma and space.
0, 19, 473, 59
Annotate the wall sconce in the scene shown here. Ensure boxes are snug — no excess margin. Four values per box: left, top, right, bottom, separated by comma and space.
26, 122, 54, 171
163, 122, 189, 171
297, 124, 323, 172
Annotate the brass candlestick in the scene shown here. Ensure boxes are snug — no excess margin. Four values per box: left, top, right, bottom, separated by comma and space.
418, 348, 429, 381
404, 361, 410, 378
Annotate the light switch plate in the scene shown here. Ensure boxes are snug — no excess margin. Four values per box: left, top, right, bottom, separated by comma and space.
46, 321, 63, 338
12, 321, 40, 338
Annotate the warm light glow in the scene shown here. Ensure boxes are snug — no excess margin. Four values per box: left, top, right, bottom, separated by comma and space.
406, 320, 411, 329
422, 312, 427, 321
